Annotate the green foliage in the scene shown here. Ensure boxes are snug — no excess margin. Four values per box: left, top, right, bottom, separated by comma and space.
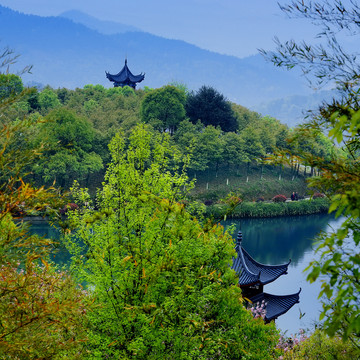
207, 198, 330, 219
2, 76, 308, 194
296, 86, 360, 348
282, 329, 359, 360
64, 125, 279, 359
0, 71, 91, 358
167, 80, 189, 95
186, 85, 238, 132
231, 103, 261, 132
0, 255, 90, 359
38, 87, 61, 112
222, 132, 247, 168
0, 74, 23, 99
32, 108, 103, 187
83, 99, 99, 114
141, 85, 186, 134
121, 85, 136, 96
239, 125, 265, 161
263, 0, 360, 345
260, 1, 360, 91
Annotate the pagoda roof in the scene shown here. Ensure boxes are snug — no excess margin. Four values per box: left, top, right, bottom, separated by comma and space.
249, 289, 301, 322
106, 59, 145, 85
232, 232, 291, 287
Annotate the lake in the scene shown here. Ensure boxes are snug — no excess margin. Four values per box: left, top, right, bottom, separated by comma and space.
29, 213, 341, 336
223, 213, 342, 336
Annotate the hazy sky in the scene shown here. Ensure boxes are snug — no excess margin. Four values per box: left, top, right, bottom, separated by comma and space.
0, 0, 322, 58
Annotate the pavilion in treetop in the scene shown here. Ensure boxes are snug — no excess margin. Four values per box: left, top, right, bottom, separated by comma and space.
232, 231, 301, 323
105, 59, 145, 89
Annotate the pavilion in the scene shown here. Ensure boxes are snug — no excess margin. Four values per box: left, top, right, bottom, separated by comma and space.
232, 231, 301, 322
106, 59, 145, 89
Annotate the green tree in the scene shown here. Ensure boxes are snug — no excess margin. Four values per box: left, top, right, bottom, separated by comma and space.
239, 125, 265, 177
0, 120, 91, 360
64, 125, 279, 359
38, 87, 61, 112
33, 108, 103, 188
222, 131, 248, 170
0, 55, 91, 357
263, 1, 360, 346
0, 74, 23, 99
141, 85, 186, 134
231, 103, 261, 132
195, 125, 224, 173
186, 86, 238, 132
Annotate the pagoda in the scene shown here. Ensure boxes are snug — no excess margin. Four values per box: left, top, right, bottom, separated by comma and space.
105, 59, 145, 89
232, 231, 301, 322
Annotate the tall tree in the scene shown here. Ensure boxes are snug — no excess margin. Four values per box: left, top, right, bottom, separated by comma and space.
186, 86, 238, 132
38, 87, 61, 113
141, 85, 186, 135
0, 63, 90, 358
32, 108, 103, 188
64, 125, 279, 359
0, 74, 23, 99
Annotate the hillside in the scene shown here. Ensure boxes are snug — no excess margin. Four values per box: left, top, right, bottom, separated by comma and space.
59, 10, 142, 34
0, 5, 315, 124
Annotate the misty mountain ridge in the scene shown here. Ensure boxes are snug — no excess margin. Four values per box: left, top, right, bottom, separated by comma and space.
0, 5, 323, 125
59, 10, 142, 35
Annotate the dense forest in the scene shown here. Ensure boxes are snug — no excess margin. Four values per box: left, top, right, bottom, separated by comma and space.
0, 73, 338, 205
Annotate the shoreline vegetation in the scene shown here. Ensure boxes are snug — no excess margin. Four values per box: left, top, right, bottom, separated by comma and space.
206, 197, 330, 219
20, 197, 330, 222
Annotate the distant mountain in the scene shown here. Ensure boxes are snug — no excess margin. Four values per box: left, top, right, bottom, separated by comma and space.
0, 5, 318, 124
253, 90, 334, 127
59, 10, 142, 35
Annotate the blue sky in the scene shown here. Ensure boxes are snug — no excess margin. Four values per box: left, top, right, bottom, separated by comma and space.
0, 0, 321, 58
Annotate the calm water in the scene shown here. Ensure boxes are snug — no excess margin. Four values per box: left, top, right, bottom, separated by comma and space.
29, 213, 341, 336
223, 213, 343, 335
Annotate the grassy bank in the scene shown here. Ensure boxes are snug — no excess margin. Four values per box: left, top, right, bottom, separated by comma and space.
189, 164, 311, 203
205, 197, 330, 219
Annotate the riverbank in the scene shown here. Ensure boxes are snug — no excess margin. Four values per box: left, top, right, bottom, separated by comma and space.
206, 197, 330, 219
18, 198, 330, 222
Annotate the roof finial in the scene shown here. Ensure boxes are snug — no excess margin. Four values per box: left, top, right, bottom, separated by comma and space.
237, 231, 243, 245
235, 231, 243, 251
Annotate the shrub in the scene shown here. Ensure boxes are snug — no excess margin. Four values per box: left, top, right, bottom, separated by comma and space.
216, 197, 330, 218
281, 329, 359, 359
272, 194, 287, 203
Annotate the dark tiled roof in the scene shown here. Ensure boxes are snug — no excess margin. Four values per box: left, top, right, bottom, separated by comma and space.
249, 289, 301, 322
231, 231, 291, 287
106, 59, 145, 85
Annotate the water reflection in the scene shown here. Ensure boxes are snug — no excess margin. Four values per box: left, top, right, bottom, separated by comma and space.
224, 214, 334, 265
27, 220, 70, 266
224, 213, 342, 335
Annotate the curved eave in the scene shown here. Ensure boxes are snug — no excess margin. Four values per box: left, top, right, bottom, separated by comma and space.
242, 247, 291, 285
232, 245, 261, 287
106, 63, 145, 84
250, 289, 301, 322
